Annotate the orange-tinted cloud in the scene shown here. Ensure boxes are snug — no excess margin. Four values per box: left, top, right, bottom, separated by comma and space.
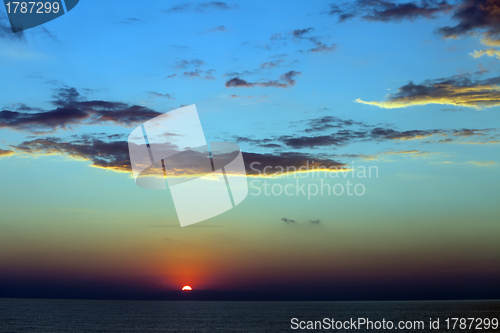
0, 148, 14, 157
471, 48, 500, 59
356, 75, 500, 109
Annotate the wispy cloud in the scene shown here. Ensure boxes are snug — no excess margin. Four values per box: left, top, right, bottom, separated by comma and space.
165, 2, 238, 13
148, 92, 175, 100
470, 48, 500, 59
225, 71, 301, 88
356, 74, 500, 109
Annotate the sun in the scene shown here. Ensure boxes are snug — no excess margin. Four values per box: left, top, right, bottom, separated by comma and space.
182, 285, 193, 291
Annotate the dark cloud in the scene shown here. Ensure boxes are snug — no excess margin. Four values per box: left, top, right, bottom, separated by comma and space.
370, 128, 442, 140
280, 116, 444, 149
356, 74, 500, 109
453, 128, 491, 136
12, 137, 131, 172
244, 151, 348, 175
225, 71, 301, 88
0, 87, 162, 133
329, 0, 454, 22
10, 136, 348, 176
165, 2, 238, 13
234, 136, 279, 148
280, 133, 357, 149
292, 28, 313, 38
310, 219, 321, 224
436, 0, 500, 40
304, 116, 365, 133
279, 71, 300, 86
281, 218, 296, 223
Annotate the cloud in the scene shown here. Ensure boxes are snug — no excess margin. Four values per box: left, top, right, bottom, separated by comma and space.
165, 2, 238, 13
229, 94, 268, 99
466, 160, 496, 166
174, 59, 205, 69
148, 92, 175, 100
281, 217, 296, 223
453, 128, 490, 137
182, 68, 216, 80
437, 0, 500, 41
481, 35, 500, 46
12, 137, 132, 172
279, 71, 300, 86
0, 87, 162, 133
280, 126, 442, 149
225, 71, 301, 88
470, 48, 500, 59
234, 115, 454, 150
310, 219, 321, 224
269, 27, 338, 54
308, 42, 338, 53
244, 152, 348, 175
349, 149, 437, 161
370, 128, 442, 140
328, 0, 453, 22
234, 136, 275, 146
170, 59, 215, 80
260, 60, 285, 69
281, 133, 356, 149
291, 28, 313, 38
0, 148, 15, 157
304, 116, 365, 133
120, 18, 142, 25
434, 160, 497, 166
10, 135, 348, 177
207, 26, 227, 32
356, 74, 500, 109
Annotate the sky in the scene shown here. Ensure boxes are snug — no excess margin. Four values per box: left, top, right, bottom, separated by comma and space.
0, 0, 499, 300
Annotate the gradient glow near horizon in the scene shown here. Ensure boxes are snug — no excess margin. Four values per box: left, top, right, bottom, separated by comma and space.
0, 0, 499, 297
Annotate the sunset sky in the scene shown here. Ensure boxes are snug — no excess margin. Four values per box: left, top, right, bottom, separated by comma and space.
0, 0, 499, 300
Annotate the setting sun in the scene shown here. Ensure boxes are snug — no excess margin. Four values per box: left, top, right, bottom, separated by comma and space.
182, 286, 192, 291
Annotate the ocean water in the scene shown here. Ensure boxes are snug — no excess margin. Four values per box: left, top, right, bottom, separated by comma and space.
0, 299, 498, 332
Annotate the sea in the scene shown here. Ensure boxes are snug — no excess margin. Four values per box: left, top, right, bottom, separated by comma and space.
0, 299, 498, 332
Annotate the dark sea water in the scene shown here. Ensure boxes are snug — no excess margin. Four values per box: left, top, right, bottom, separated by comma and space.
0, 299, 498, 333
